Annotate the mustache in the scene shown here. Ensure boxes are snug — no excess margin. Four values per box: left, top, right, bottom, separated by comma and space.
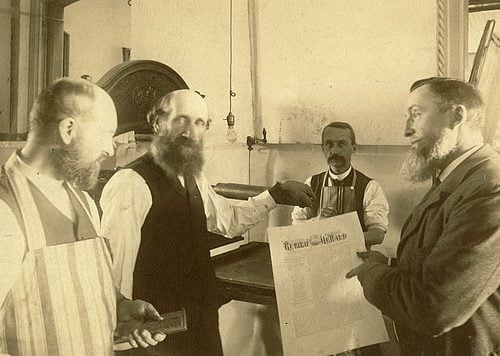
327, 154, 345, 163
95, 154, 108, 164
174, 135, 196, 145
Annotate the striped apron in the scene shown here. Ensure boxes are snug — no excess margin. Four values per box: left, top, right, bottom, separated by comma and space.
318, 170, 357, 217
0, 154, 116, 356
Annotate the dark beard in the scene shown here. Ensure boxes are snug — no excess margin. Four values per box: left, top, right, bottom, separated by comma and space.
151, 134, 204, 178
53, 140, 102, 191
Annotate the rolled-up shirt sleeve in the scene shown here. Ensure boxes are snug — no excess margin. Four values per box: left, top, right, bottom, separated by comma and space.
363, 180, 389, 231
198, 173, 277, 237
0, 200, 25, 306
100, 169, 152, 299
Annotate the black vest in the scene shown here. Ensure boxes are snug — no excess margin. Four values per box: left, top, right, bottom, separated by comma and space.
127, 153, 215, 312
310, 168, 372, 231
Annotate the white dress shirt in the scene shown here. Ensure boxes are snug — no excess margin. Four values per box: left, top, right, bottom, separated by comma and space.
100, 168, 277, 298
291, 166, 389, 231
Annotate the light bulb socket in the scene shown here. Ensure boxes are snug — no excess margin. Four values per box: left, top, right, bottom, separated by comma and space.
226, 112, 235, 127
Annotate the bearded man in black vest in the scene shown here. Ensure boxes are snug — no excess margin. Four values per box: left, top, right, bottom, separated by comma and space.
100, 89, 315, 355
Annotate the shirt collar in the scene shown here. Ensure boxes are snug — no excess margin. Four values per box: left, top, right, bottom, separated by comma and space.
328, 166, 352, 181
438, 144, 482, 183
15, 153, 65, 190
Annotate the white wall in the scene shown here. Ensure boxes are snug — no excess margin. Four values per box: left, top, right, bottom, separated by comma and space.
132, 1, 437, 146
64, 0, 131, 80
131, 0, 254, 147
254, 0, 437, 145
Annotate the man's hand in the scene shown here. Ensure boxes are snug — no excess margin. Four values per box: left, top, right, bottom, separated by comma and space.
319, 207, 338, 219
116, 299, 166, 349
345, 251, 388, 279
363, 228, 386, 247
268, 180, 316, 207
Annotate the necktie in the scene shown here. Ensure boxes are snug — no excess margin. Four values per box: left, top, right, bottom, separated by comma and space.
432, 173, 441, 187
183, 173, 207, 231
184, 174, 200, 203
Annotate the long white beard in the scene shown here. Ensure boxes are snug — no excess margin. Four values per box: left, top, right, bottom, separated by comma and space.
401, 129, 458, 182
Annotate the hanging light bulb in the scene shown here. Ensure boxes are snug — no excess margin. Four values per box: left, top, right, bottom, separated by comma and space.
224, 0, 237, 143
226, 111, 237, 143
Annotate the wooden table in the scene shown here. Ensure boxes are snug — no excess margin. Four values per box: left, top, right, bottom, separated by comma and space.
213, 242, 276, 305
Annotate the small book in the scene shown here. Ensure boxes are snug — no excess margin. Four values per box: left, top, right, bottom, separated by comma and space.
143, 308, 188, 334
114, 308, 187, 349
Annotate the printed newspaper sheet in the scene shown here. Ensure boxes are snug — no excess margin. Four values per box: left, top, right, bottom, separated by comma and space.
268, 212, 389, 355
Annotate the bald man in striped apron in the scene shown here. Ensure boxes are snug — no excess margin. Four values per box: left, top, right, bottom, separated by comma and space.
0, 78, 166, 355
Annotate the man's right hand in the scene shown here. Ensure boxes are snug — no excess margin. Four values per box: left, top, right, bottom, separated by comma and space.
116, 299, 166, 349
268, 180, 316, 207
319, 207, 339, 219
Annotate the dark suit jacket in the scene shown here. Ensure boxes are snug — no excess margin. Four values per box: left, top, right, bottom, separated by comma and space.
358, 144, 500, 355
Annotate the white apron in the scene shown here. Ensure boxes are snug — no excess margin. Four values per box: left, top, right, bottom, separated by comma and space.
0, 154, 116, 356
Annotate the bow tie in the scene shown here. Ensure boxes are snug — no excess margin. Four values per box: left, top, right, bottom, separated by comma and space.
332, 179, 344, 186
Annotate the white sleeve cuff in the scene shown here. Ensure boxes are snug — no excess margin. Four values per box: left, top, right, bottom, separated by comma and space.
253, 189, 278, 211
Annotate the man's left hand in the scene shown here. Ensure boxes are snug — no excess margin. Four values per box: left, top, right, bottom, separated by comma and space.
116, 299, 166, 349
346, 251, 388, 279
269, 180, 316, 207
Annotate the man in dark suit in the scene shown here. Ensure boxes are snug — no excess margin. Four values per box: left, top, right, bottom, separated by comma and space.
347, 77, 500, 355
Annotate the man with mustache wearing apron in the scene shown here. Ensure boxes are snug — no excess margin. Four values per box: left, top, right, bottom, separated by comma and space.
0, 78, 166, 355
292, 121, 389, 355
292, 121, 389, 248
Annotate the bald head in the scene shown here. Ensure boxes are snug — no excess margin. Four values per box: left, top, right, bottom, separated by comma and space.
29, 78, 116, 140
147, 89, 209, 134
20, 78, 117, 188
